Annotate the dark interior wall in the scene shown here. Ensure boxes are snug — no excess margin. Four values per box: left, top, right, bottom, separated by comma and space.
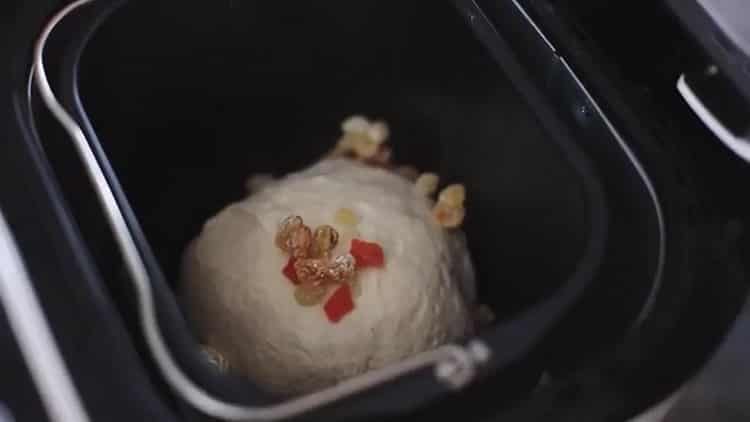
73, 0, 589, 319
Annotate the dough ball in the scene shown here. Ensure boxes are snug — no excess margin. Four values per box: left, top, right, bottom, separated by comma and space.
181, 159, 476, 395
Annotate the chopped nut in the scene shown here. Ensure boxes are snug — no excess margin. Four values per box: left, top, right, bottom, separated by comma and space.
438, 184, 466, 208
275, 215, 303, 252
340, 132, 367, 148
337, 116, 390, 161
352, 138, 380, 159
415, 173, 440, 196
288, 225, 313, 258
311, 225, 339, 258
294, 283, 329, 306
327, 253, 356, 283
278, 215, 303, 229
334, 208, 360, 227
433, 184, 467, 228
433, 202, 466, 228
294, 258, 329, 286
366, 121, 389, 144
341, 115, 370, 134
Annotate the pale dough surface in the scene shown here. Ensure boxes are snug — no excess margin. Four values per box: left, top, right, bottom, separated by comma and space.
181, 159, 476, 395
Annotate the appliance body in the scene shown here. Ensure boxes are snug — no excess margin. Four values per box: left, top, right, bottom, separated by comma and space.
0, 0, 748, 421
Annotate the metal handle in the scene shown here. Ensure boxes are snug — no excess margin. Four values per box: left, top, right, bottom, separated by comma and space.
677, 73, 750, 163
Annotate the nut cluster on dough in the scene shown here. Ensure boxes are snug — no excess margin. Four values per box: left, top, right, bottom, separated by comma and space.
275, 213, 385, 322
331, 115, 392, 166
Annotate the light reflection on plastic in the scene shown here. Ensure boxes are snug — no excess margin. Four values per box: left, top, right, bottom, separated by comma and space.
0, 403, 15, 422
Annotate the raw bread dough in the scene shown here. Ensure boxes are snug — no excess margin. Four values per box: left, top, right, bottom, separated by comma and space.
181, 158, 476, 395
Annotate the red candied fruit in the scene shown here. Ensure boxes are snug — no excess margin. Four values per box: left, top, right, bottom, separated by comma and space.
324, 284, 354, 323
282, 257, 299, 284
349, 239, 385, 268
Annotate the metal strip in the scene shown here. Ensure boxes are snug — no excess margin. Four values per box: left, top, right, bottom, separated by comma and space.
677, 73, 750, 163
0, 210, 90, 422
510, 0, 667, 327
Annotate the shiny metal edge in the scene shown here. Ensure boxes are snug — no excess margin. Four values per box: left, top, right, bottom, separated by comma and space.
510, 0, 667, 328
